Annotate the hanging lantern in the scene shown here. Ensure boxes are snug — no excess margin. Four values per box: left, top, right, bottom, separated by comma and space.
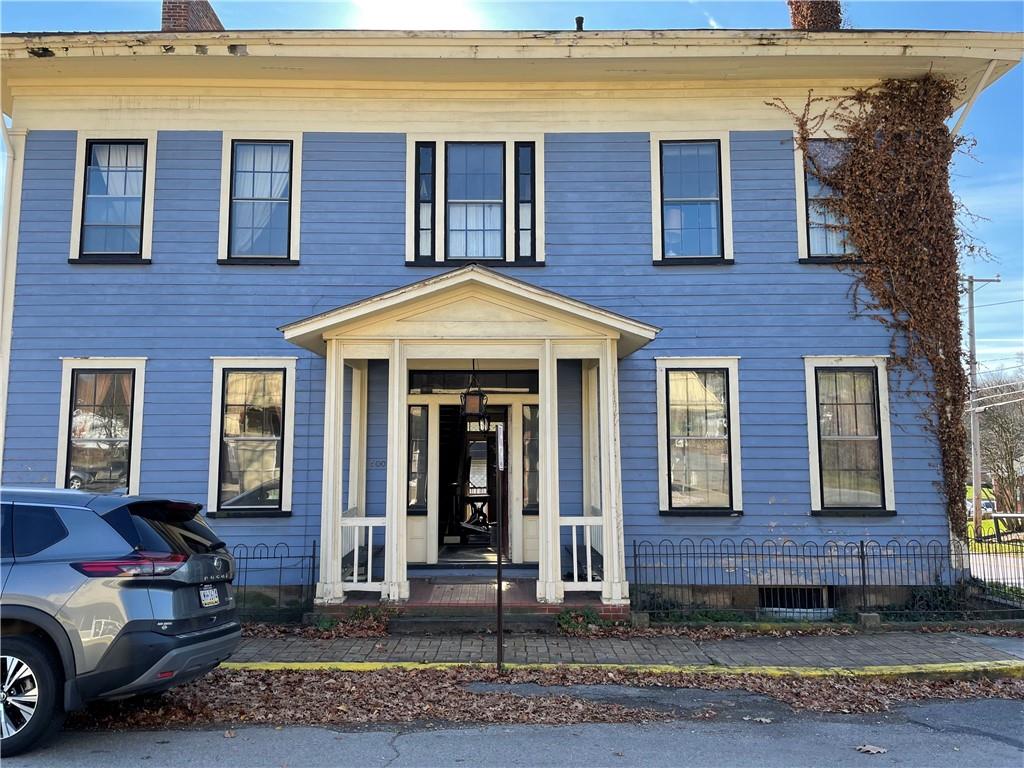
461, 361, 488, 422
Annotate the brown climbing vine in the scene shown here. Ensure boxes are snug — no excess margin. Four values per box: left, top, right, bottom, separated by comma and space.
771, 76, 974, 535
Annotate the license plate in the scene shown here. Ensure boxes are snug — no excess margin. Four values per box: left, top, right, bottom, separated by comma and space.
199, 584, 220, 608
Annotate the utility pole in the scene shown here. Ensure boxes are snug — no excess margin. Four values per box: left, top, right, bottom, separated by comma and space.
963, 274, 1001, 537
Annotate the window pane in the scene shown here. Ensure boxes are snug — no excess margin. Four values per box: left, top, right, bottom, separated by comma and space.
666, 369, 731, 508
230, 142, 291, 258
81, 142, 146, 257
817, 367, 883, 508
67, 369, 134, 493
407, 406, 428, 509
219, 369, 285, 509
447, 143, 504, 260
806, 139, 855, 257
523, 404, 539, 509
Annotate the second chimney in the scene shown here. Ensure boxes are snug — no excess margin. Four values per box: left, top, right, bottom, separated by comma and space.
162, 0, 224, 32
787, 1, 843, 31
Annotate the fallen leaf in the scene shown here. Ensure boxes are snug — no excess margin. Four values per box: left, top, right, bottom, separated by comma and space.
224, 729, 237, 739
752, 717, 773, 723
856, 744, 887, 755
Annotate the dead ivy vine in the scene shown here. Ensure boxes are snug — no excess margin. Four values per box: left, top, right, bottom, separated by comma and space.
770, 76, 975, 535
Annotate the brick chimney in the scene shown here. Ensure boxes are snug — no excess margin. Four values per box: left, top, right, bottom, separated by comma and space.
787, 1, 843, 31
161, 0, 224, 32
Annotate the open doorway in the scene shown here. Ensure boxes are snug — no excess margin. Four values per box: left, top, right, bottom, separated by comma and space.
437, 405, 509, 563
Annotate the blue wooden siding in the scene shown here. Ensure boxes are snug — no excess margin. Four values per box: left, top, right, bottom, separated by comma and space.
3, 128, 948, 563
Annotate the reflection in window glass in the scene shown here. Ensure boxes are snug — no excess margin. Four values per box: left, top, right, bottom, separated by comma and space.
661, 141, 722, 258
407, 406, 428, 509
447, 142, 504, 259
667, 369, 730, 508
816, 368, 882, 508
219, 369, 285, 509
230, 141, 291, 258
523, 405, 539, 510
806, 139, 856, 258
67, 369, 134, 492
82, 141, 146, 257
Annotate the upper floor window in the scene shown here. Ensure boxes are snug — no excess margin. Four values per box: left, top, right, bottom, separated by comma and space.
207, 357, 296, 517
408, 138, 542, 265
79, 140, 148, 261
57, 357, 146, 496
229, 141, 292, 260
804, 139, 856, 260
656, 357, 743, 515
804, 356, 895, 516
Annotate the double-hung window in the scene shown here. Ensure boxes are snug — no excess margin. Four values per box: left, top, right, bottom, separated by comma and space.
656, 358, 742, 515
409, 138, 541, 264
208, 358, 296, 517
71, 134, 157, 262
803, 139, 856, 260
57, 358, 146, 496
804, 356, 895, 515
218, 133, 302, 263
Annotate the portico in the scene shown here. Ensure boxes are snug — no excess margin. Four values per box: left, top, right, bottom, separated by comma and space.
281, 266, 658, 606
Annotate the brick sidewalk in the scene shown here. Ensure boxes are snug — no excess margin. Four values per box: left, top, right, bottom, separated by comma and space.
232, 631, 1024, 669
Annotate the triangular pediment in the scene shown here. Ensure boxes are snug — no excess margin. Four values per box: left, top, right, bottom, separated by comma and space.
280, 265, 659, 356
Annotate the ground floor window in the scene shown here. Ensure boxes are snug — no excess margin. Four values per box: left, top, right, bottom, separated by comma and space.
57, 358, 146, 495
655, 357, 743, 515
208, 357, 297, 517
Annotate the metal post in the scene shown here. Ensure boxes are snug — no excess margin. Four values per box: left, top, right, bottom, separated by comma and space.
858, 541, 868, 612
495, 422, 505, 673
963, 274, 1001, 538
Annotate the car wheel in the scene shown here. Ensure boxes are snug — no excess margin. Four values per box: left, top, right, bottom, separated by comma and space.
68, 476, 83, 490
0, 637, 64, 757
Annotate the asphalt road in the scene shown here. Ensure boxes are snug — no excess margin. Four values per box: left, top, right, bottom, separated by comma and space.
9, 695, 1022, 768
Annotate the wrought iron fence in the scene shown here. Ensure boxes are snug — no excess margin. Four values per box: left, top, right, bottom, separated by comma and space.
231, 541, 319, 623
631, 537, 1024, 622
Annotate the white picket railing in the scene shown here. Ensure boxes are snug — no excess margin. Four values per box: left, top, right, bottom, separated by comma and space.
339, 508, 385, 592
559, 511, 603, 591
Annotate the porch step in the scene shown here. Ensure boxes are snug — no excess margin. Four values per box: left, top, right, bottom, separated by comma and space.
387, 613, 557, 635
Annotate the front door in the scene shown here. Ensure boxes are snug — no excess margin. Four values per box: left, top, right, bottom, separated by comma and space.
437, 405, 509, 561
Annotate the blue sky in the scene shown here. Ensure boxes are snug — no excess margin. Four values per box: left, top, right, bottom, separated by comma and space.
2, 0, 1021, 374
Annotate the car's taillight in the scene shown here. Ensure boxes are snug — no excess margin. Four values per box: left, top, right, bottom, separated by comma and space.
72, 552, 188, 578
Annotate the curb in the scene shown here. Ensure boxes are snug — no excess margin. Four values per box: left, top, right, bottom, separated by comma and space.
221, 659, 1024, 680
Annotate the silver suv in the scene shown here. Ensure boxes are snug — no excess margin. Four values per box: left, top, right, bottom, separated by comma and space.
0, 488, 240, 756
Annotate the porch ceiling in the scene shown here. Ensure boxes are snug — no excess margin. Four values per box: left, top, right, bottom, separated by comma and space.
279, 265, 660, 357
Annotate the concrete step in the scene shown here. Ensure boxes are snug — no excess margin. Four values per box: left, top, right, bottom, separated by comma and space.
388, 613, 557, 635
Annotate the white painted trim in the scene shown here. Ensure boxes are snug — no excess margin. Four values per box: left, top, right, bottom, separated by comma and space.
655, 356, 743, 513
217, 131, 303, 262
56, 357, 146, 495
206, 356, 297, 514
793, 136, 809, 261
404, 135, 545, 264
69, 130, 158, 261
802, 355, 895, 513
0, 129, 27, 468
650, 131, 734, 262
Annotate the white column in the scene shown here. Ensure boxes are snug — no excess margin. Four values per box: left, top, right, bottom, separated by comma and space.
536, 339, 564, 603
581, 360, 602, 555
383, 340, 410, 600
316, 340, 346, 604
346, 361, 368, 560
598, 339, 629, 603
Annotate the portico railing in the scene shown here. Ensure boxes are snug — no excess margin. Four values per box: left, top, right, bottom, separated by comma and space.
559, 511, 603, 590
339, 507, 385, 592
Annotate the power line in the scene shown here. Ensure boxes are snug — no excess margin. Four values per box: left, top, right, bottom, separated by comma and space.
976, 396, 1024, 413
971, 388, 1024, 405
977, 363, 1024, 375
974, 379, 1024, 392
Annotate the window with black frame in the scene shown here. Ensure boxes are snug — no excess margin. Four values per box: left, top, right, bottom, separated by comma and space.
805, 139, 856, 259
815, 367, 883, 509
407, 406, 428, 512
80, 141, 147, 259
218, 369, 285, 512
66, 369, 135, 493
665, 368, 731, 510
229, 141, 292, 260
515, 142, 535, 260
522, 404, 539, 513
446, 142, 504, 260
414, 142, 436, 260
660, 140, 723, 259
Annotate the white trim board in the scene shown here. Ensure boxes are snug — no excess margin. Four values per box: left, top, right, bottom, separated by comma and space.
69, 131, 158, 262
217, 131, 303, 262
56, 357, 147, 495
655, 356, 743, 513
207, 356, 298, 514
650, 131, 734, 262
803, 355, 896, 513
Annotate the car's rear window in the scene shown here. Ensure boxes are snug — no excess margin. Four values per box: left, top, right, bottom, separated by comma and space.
102, 502, 223, 555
